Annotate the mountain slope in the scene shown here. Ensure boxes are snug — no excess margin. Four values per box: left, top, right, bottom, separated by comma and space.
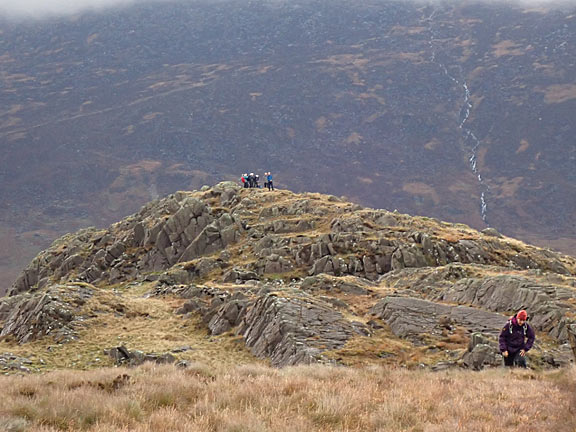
1, 183, 575, 372
0, 0, 575, 290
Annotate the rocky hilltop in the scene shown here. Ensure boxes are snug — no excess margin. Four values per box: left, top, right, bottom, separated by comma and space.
1, 183, 575, 372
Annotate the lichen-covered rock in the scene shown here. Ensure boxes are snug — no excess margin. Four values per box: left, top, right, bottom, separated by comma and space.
461, 333, 502, 370
238, 293, 366, 366
0, 284, 93, 343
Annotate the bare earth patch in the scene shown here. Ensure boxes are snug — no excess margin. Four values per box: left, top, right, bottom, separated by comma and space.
539, 84, 576, 104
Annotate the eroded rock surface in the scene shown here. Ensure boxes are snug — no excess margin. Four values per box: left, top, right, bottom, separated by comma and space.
0, 284, 92, 343
238, 293, 367, 366
371, 296, 507, 339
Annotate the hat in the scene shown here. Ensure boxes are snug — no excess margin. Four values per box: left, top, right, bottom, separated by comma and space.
517, 310, 528, 320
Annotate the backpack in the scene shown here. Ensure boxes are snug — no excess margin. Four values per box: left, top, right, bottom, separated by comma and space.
508, 316, 528, 337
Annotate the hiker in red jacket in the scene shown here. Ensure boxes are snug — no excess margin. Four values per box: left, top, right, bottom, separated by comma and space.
499, 310, 535, 368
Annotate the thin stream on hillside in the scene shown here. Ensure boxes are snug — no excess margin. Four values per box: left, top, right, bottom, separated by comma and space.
424, 7, 489, 224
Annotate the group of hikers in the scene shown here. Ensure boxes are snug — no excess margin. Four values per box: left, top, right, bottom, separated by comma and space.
240, 172, 274, 190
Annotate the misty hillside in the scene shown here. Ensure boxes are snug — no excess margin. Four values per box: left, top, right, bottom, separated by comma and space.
0, 0, 575, 292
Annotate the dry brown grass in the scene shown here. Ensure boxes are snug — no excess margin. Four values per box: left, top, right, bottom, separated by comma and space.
0, 363, 574, 432
0, 284, 259, 371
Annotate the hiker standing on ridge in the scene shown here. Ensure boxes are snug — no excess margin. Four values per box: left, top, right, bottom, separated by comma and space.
266, 172, 274, 191
499, 310, 535, 368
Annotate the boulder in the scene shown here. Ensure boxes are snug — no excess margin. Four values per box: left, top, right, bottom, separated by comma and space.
461, 332, 501, 370
462, 344, 501, 370
222, 268, 260, 283
105, 346, 177, 366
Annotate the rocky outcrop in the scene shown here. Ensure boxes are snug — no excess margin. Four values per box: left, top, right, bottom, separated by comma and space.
0, 284, 93, 343
152, 283, 251, 335
7, 183, 575, 299
178, 213, 240, 262
255, 254, 294, 275
2, 183, 576, 370
437, 276, 575, 341
7, 184, 244, 294
208, 299, 250, 335
371, 296, 506, 339
238, 294, 367, 366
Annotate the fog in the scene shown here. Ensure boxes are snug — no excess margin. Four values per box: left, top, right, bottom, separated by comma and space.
0, 0, 573, 19
0, 0, 138, 18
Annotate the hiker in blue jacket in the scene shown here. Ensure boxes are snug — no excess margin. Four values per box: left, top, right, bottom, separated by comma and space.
266, 172, 274, 191
499, 310, 535, 367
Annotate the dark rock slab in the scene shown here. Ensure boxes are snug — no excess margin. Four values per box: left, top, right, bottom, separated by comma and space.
371, 296, 506, 339
238, 293, 366, 367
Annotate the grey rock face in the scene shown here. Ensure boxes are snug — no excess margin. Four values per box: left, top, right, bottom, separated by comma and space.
371, 296, 506, 339
0, 284, 93, 344
438, 276, 575, 341
238, 294, 366, 366
178, 218, 239, 263
208, 300, 249, 335
256, 254, 294, 275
